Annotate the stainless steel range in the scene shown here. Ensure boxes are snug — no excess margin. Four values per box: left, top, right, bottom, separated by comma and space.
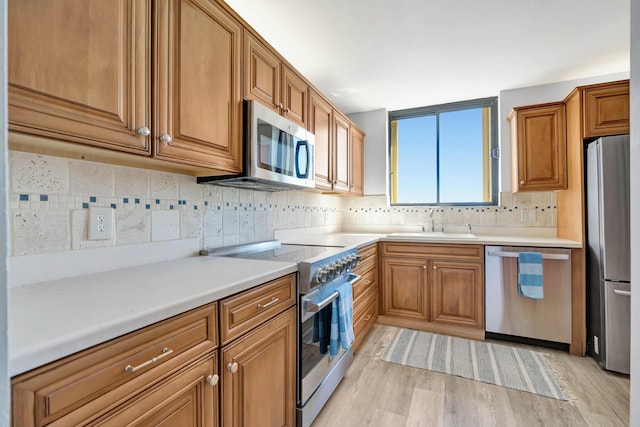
202, 240, 360, 427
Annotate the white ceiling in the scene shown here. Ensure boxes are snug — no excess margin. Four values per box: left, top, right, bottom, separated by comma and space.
224, 0, 630, 114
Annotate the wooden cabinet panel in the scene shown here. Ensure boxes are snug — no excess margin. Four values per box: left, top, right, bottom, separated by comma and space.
381, 242, 483, 260
92, 354, 218, 427
220, 273, 296, 345
282, 65, 308, 128
309, 89, 333, 191
8, 0, 150, 154
154, 0, 243, 172
244, 32, 308, 129
583, 81, 630, 138
221, 307, 296, 427
382, 258, 428, 320
431, 260, 484, 329
353, 268, 377, 306
350, 125, 365, 196
12, 302, 217, 427
353, 291, 379, 351
509, 102, 567, 192
380, 242, 485, 339
244, 31, 281, 113
333, 110, 351, 193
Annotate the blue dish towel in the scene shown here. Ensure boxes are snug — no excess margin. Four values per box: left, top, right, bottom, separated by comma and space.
518, 252, 543, 299
329, 281, 355, 356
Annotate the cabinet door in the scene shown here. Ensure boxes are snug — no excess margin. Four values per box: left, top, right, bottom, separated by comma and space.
382, 258, 429, 320
221, 307, 296, 427
92, 354, 218, 426
584, 81, 630, 138
431, 260, 484, 329
154, 0, 242, 172
8, 0, 150, 154
350, 125, 365, 196
281, 65, 308, 128
332, 111, 351, 193
509, 102, 567, 192
244, 31, 281, 114
309, 89, 334, 191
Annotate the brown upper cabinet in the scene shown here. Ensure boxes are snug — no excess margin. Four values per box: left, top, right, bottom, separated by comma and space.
583, 80, 630, 138
8, 0, 151, 155
244, 31, 308, 128
508, 102, 567, 192
8, 0, 244, 174
350, 125, 365, 196
309, 87, 364, 195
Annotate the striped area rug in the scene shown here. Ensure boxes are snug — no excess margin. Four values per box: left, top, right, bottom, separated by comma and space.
381, 327, 567, 401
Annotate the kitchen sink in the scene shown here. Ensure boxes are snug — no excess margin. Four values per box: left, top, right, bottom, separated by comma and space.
388, 232, 478, 240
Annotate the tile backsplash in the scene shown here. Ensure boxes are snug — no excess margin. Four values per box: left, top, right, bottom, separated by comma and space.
8, 151, 556, 257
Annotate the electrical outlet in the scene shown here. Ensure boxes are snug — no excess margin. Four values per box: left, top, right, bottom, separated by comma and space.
88, 207, 114, 240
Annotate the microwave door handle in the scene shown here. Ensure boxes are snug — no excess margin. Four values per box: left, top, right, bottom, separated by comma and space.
296, 140, 310, 178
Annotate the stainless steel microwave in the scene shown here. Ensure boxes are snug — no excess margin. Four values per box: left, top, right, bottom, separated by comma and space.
197, 100, 315, 191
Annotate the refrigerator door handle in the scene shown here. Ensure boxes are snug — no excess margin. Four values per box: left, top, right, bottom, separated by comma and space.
613, 289, 631, 297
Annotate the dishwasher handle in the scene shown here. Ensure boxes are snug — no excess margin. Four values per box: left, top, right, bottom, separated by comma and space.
487, 250, 569, 261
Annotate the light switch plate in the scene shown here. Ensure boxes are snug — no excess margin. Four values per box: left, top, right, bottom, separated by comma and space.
88, 207, 114, 240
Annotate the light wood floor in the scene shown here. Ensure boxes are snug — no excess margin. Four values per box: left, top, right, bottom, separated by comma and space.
312, 324, 630, 427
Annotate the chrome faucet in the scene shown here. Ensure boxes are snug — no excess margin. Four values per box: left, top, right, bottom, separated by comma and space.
429, 209, 435, 232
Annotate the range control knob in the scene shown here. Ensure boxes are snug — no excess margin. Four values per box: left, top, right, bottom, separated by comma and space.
314, 268, 328, 284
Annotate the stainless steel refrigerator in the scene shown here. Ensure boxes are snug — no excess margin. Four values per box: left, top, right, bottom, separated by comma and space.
586, 134, 631, 374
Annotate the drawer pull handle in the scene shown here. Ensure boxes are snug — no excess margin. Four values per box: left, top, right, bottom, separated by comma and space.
258, 297, 279, 309
363, 315, 372, 321
364, 280, 371, 285
124, 347, 173, 373
227, 362, 239, 373
206, 374, 219, 387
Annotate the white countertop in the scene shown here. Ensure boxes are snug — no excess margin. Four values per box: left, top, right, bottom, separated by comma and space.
281, 230, 582, 249
11, 227, 580, 377
10, 256, 297, 376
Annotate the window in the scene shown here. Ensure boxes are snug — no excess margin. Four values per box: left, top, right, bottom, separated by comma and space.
389, 97, 498, 205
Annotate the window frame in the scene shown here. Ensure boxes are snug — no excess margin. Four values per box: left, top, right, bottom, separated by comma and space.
388, 96, 499, 206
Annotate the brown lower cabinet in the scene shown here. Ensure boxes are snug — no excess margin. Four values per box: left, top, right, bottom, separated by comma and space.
379, 242, 485, 340
11, 273, 297, 427
351, 243, 379, 350
221, 307, 296, 427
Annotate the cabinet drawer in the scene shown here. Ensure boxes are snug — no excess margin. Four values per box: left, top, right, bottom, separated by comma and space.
220, 273, 296, 345
353, 292, 378, 344
356, 243, 377, 266
381, 242, 484, 260
12, 302, 218, 427
353, 268, 377, 306
353, 255, 376, 277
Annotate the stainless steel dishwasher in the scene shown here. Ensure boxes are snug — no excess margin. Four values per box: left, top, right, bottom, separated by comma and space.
485, 246, 572, 344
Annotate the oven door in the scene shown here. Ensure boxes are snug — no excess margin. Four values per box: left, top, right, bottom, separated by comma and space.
298, 273, 359, 405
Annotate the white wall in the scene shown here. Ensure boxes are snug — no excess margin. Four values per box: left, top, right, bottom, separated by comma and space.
1, 0, 10, 423
348, 109, 389, 197
629, 0, 639, 424
499, 71, 629, 192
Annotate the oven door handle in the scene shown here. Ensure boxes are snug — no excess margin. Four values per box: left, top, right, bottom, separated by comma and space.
305, 291, 340, 313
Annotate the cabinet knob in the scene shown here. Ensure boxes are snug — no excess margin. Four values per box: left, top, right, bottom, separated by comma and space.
227, 362, 239, 373
433, 265, 437, 270
520, 180, 525, 185
136, 126, 151, 136
160, 133, 172, 144
206, 374, 219, 387
423, 265, 427, 269
363, 315, 372, 321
